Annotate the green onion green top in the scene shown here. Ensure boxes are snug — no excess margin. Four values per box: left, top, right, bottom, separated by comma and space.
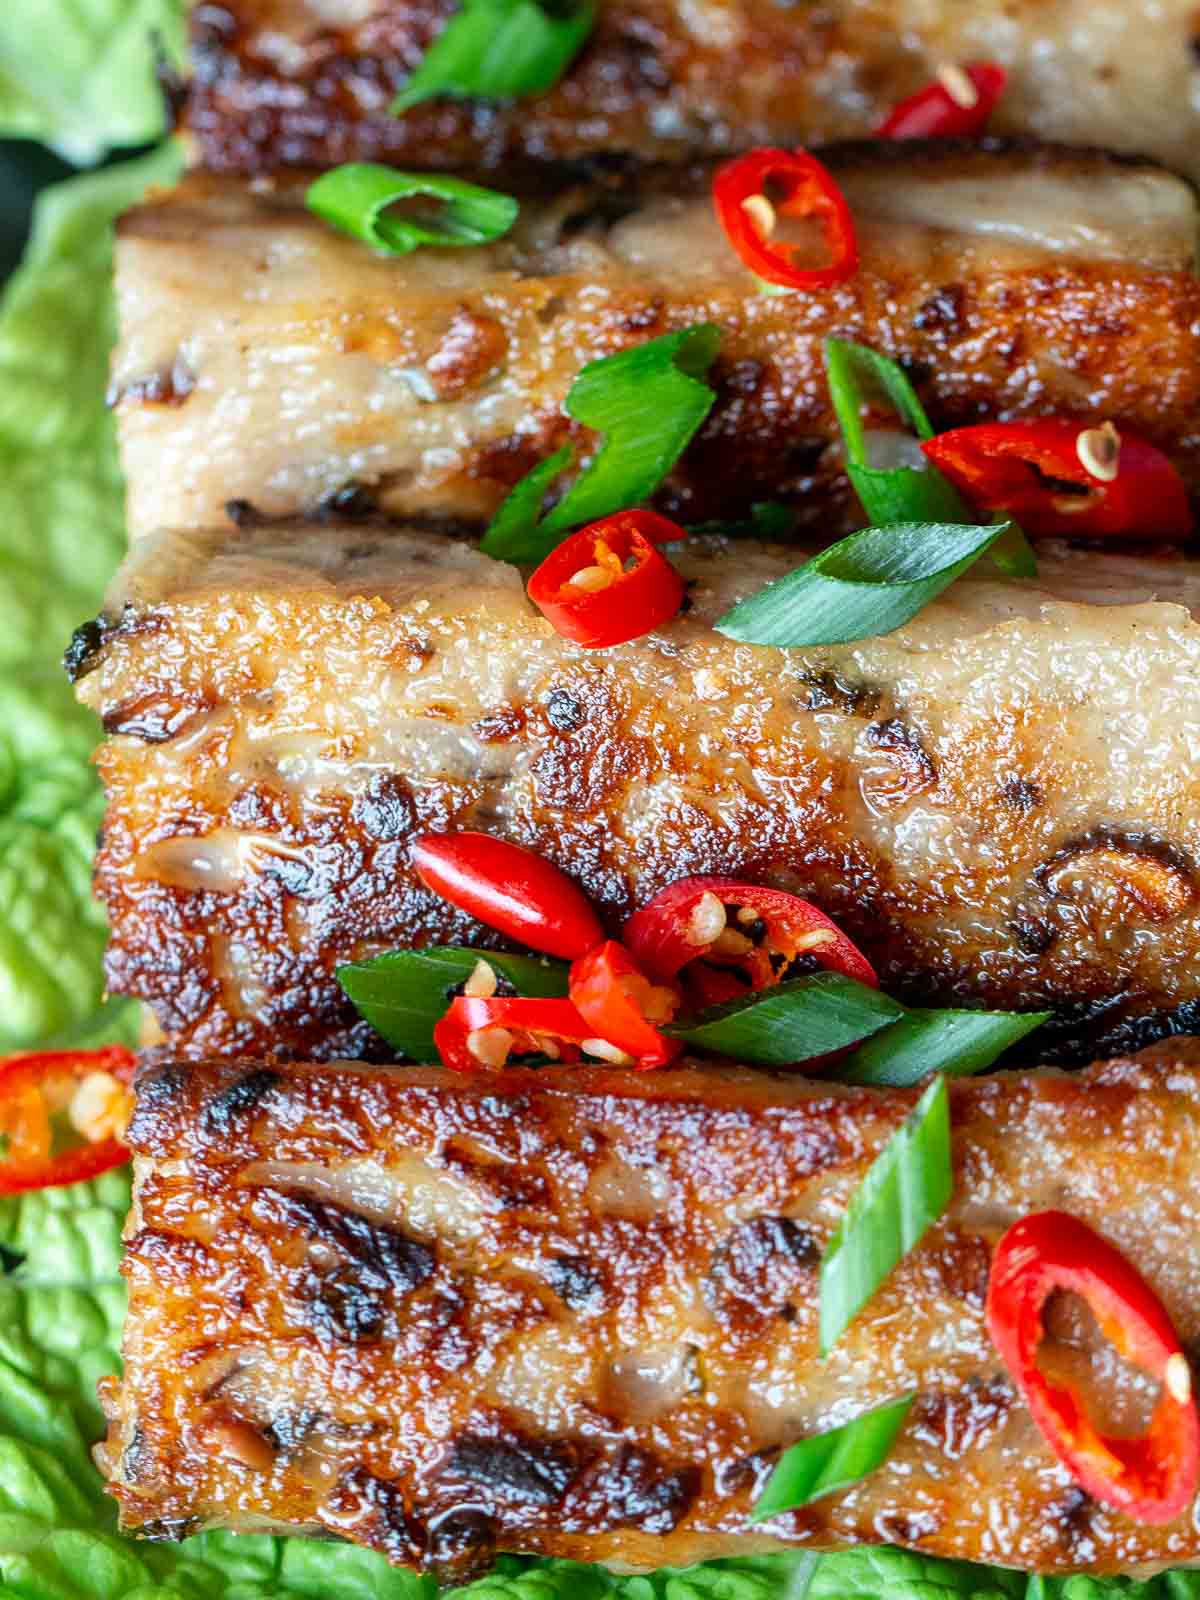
715, 519, 1011, 647
750, 1394, 916, 1522
392, 0, 595, 113
664, 971, 903, 1066
819, 1074, 953, 1355
824, 337, 1036, 579
306, 164, 519, 256
481, 324, 721, 564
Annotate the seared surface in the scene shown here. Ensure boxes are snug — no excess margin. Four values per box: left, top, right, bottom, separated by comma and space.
110, 147, 1200, 541
186, 0, 1200, 182
102, 1045, 1200, 1575
74, 523, 1200, 1063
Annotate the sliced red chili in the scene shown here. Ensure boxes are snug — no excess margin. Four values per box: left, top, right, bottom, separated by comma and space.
433, 995, 594, 1073
922, 420, 1193, 540
987, 1210, 1200, 1525
568, 941, 682, 1069
713, 147, 858, 291
0, 1045, 136, 1195
878, 63, 1007, 140
624, 876, 878, 999
411, 831, 604, 960
527, 511, 685, 649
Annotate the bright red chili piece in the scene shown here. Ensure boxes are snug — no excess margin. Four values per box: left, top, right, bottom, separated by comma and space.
922, 420, 1193, 540
527, 511, 685, 649
434, 995, 594, 1073
0, 1045, 136, 1195
569, 941, 682, 1069
411, 831, 604, 960
712, 146, 858, 291
878, 63, 1007, 140
623, 876, 878, 1003
987, 1210, 1200, 1525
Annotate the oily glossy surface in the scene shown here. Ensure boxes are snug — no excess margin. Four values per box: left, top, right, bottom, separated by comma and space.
184, 0, 1200, 182
101, 1044, 1200, 1576
74, 522, 1200, 1063
110, 144, 1200, 541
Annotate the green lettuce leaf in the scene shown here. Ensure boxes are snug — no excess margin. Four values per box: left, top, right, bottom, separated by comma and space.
0, 1, 183, 162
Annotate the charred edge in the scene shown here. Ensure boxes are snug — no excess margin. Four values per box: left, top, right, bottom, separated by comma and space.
101, 692, 210, 744
63, 616, 109, 683
200, 1068, 281, 1134
127, 1064, 191, 1147
865, 717, 938, 785
575, 1444, 701, 1534
316, 482, 381, 523
284, 1194, 436, 1297
705, 1216, 819, 1323
426, 1508, 497, 1584
1034, 826, 1196, 896
795, 670, 882, 717
543, 1254, 606, 1312
444, 1435, 580, 1508
326, 1466, 425, 1565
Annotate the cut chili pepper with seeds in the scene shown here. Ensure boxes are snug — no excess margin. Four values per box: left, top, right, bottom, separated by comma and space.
713, 147, 858, 291
411, 831, 604, 960
986, 1210, 1200, 1525
0, 1045, 136, 1195
527, 510, 686, 649
569, 940, 682, 1069
434, 994, 600, 1072
878, 62, 1007, 140
624, 876, 878, 1005
921, 420, 1192, 540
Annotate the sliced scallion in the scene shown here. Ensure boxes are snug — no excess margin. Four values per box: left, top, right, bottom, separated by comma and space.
715, 519, 1011, 647
819, 1074, 952, 1355
824, 337, 1036, 578
750, 1394, 916, 1522
664, 971, 903, 1066
337, 946, 568, 1061
306, 164, 519, 256
838, 1006, 1052, 1088
480, 324, 721, 564
392, 0, 595, 113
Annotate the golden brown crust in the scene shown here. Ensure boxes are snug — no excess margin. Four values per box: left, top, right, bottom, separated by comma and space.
103, 1046, 1200, 1575
75, 525, 1200, 1065
183, 1, 1200, 182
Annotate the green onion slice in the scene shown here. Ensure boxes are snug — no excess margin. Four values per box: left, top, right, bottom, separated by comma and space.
664, 972, 903, 1066
715, 519, 1011, 647
392, 0, 596, 113
824, 337, 1036, 579
838, 1006, 1052, 1088
306, 164, 519, 256
819, 1074, 952, 1355
337, 946, 568, 1061
750, 1394, 916, 1522
480, 324, 721, 564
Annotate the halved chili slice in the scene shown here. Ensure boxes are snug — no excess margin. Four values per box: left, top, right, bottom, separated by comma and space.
624, 876, 878, 1002
0, 1045, 136, 1195
432, 993, 654, 1073
878, 62, 1007, 140
987, 1210, 1200, 1524
527, 510, 686, 649
713, 146, 858, 291
568, 941, 682, 1069
922, 420, 1192, 541
411, 831, 604, 960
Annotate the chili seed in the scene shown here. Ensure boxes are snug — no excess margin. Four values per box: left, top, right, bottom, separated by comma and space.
1076, 421, 1121, 483
568, 565, 615, 593
741, 194, 776, 238
468, 1027, 514, 1068
582, 1037, 637, 1067
463, 959, 498, 999
936, 62, 979, 108
1166, 1353, 1192, 1403
711, 928, 754, 958
687, 892, 727, 946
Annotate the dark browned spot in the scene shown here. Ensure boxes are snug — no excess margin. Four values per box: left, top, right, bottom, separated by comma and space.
913, 283, 966, 335
102, 691, 211, 744
566, 1444, 699, 1534
201, 1069, 281, 1134
1001, 777, 1043, 813
795, 669, 882, 717
444, 1435, 580, 1507
323, 1467, 425, 1565
317, 482, 380, 522
544, 1254, 606, 1312
545, 688, 587, 731
865, 719, 937, 791
352, 773, 417, 842
705, 1216, 818, 1328
910, 1377, 1013, 1459
63, 617, 108, 683
474, 705, 526, 742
